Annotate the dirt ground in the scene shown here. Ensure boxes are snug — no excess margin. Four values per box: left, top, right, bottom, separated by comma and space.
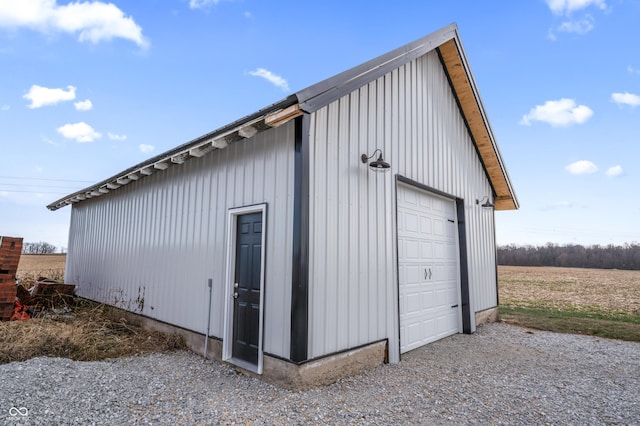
498, 265, 640, 315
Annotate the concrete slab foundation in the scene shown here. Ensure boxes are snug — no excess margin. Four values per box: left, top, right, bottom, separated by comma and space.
261, 341, 387, 390
476, 306, 499, 326
102, 302, 386, 390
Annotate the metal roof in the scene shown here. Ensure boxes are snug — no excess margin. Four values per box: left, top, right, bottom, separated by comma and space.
48, 23, 517, 211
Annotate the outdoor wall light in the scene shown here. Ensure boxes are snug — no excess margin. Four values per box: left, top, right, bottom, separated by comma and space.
476, 196, 495, 208
361, 149, 391, 172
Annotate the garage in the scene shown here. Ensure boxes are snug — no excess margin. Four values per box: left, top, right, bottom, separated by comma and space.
48, 23, 519, 382
397, 184, 462, 353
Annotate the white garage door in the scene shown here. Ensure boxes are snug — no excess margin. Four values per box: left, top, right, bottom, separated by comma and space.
397, 184, 461, 354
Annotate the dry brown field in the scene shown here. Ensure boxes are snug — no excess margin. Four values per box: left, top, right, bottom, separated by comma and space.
16, 257, 640, 316
16, 254, 66, 285
498, 265, 640, 315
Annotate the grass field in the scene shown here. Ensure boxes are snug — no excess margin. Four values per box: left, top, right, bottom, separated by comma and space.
498, 265, 640, 342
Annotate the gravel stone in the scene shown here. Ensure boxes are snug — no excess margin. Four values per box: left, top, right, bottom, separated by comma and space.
1, 322, 638, 425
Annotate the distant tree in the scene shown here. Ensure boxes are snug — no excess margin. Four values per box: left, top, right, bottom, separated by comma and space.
497, 243, 640, 271
22, 241, 58, 254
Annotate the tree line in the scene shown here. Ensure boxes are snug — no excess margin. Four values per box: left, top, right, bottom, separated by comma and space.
22, 241, 65, 254
498, 243, 640, 270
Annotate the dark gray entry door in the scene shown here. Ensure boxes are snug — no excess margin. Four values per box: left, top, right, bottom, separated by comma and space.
232, 212, 262, 365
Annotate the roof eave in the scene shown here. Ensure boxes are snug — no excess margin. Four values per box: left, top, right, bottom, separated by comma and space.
437, 34, 519, 211
48, 23, 519, 212
47, 95, 300, 211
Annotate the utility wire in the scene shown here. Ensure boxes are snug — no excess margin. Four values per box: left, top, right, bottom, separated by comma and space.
0, 189, 69, 195
0, 183, 85, 189
0, 176, 94, 183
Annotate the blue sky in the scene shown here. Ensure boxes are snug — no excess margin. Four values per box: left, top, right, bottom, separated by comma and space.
1, 0, 639, 250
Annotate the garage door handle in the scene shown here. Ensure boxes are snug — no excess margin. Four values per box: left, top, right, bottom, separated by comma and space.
424, 268, 432, 280
451, 304, 458, 308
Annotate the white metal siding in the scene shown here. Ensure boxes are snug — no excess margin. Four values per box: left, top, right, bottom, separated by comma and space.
308, 50, 496, 360
66, 122, 295, 358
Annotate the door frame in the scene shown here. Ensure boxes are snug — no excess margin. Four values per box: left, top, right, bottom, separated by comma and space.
222, 203, 267, 374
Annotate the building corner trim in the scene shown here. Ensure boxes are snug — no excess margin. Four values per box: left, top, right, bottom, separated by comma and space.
290, 114, 310, 362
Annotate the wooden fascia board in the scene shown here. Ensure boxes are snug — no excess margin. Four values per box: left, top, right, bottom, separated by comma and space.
438, 38, 518, 210
265, 104, 303, 127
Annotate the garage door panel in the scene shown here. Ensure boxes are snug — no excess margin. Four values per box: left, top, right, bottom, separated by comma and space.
398, 184, 461, 354
406, 189, 418, 206
401, 286, 436, 310
403, 323, 418, 346
422, 320, 436, 342
433, 219, 445, 237
405, 264, 425, 284
434, 264, 456, 280
420, 290, 435, 310
431, 197, 444, 213
420, 241, 433, 259
435, 287, 457, 305
402, 239, 420, 260
405, 212, 419, 233
418, 192, 431, 210
405, 293, 421, 314
419, 217, 432, 235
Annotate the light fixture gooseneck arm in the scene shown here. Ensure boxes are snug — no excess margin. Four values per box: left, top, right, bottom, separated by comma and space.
361, 149, 383, 164
361, 149, 391, 172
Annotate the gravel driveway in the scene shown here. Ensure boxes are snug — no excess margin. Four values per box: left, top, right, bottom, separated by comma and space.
1, 322, 638, 425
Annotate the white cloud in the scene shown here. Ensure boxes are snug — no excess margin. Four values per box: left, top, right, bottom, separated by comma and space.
108, 132, 127, 141
565, 160, 598, 175
545, 0, 607, 15
74, 99, 92, 111
57, 121, 101, 142
1, 104, 9, 111
0, 0, 148, 48
189, 0, 219, 9
139, 144, 154, 153
248, 68, 290, 92
557, 16, 594, 34
520, 98, 593, 127
606, 165, 623, 177
611, 92, 640, 107
23, 84, 76, 108
627, 66, 640, 76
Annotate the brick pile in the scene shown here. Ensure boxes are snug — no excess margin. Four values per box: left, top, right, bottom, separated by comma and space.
0, 236, 23, 320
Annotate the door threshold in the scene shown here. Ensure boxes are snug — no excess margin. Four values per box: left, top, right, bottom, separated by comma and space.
227, 357, 260, 374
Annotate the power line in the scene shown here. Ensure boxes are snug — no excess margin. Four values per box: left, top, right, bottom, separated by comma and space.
0, 182, 84, 191
0, 176, 94, 183
0, 183, 85, 190
0, 189, 69, 195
